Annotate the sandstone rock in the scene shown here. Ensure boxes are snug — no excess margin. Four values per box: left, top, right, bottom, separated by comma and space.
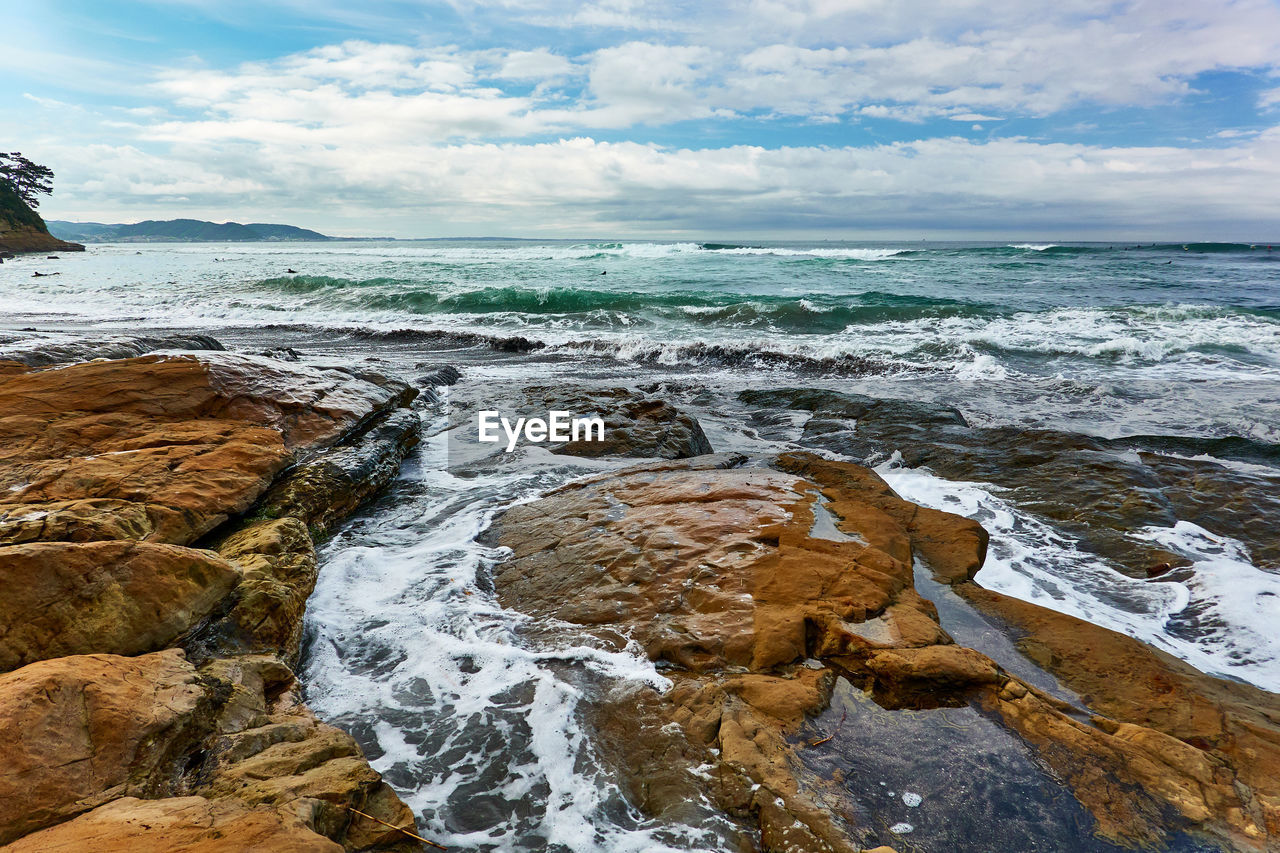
254, 408, 421, 536
0, 650, 209, 844
861, 645, 1001, 708
0, 416, 291, 545
0, 349, 424, 851
194, 681, 419, 853
0, 541, 240, 671
0, 796, 343, 853
0, 498, 189, 546
493, 451, 982, 851
776, 452, 988, 584
495, 457, 918, 671
959, 584, 1280, 846
212, 518, 318, 661
0, 353, 413, 453
491, 446, 1280, 851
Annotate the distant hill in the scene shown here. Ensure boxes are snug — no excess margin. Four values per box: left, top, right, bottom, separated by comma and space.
46, 218, 339, 243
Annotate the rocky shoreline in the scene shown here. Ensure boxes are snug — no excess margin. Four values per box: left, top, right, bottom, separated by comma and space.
0, 335, 1277, 852
489, 449, 1280, 852
0, 340, 425, 851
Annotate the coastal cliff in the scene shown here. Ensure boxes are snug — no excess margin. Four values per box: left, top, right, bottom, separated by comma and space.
0, 341, 426, 851
0, 183, 84, 255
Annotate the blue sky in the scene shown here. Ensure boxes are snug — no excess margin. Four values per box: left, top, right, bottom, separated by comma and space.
4, 0, 1280, 238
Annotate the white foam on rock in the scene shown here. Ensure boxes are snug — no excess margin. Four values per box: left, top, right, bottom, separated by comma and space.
876, 455, 1280, 694
302, 423, 728, 852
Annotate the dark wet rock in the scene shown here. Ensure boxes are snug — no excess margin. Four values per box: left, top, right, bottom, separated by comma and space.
0, 333, 226, 368
450, 383, 713, 460
253, 408, 421, 538
344, 326, 546, 352
739, 387, 1280, 572
413, 364, 462, 404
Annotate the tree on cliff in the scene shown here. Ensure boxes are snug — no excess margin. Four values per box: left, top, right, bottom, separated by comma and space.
0, 153, 55, 209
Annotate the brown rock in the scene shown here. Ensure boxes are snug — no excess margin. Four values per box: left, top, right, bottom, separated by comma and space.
0, 350, 424, 851
0, 354, 410, 450
0, 796, 342, 853
0, 353, 415, 548
959, 584, 1280, 847
494, 457, 934, 673
861, 645, 1001, 708
0, 650, 209, 844
214, 518, 318, 660
0, 498, 189, 546
492, 452, 979, 851
0, 541, 240, 671
776, 453, 989, 583
199, 708, 418, 852
490, 445, 1280, 850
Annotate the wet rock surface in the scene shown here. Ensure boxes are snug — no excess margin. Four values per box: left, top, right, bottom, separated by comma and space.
739, 387, 1280, 573
0, 331, 226, 368
492, 446, 1280, 852
0, 344, 426, 851
1, 795, 344, 853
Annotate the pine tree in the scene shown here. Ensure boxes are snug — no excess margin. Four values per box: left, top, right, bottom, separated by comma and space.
0, 153, 55, 209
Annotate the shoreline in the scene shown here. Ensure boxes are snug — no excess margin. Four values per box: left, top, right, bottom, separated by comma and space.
0, 325, 1276, 851
0, 339, 427, 851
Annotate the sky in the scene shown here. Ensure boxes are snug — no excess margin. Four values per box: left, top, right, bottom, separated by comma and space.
3, 0, 1280, 238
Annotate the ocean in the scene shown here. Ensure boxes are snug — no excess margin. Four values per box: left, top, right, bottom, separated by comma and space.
2, 238, 1278, 851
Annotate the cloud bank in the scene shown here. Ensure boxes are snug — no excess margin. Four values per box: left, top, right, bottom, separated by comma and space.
12, 0, 1280, 236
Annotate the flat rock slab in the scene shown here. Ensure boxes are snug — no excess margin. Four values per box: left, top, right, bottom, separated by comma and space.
0, 353, 413, 548
0, 796, 343, 853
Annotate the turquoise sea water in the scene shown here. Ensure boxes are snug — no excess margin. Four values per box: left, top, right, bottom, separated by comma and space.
4, 239, 1278, 378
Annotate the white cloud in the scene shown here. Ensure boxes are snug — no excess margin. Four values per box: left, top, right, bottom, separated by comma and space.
142, 0, 1280, 143
40, 130, 1280, 237
17, 0, 1280, 235
495, 49, 574, 81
